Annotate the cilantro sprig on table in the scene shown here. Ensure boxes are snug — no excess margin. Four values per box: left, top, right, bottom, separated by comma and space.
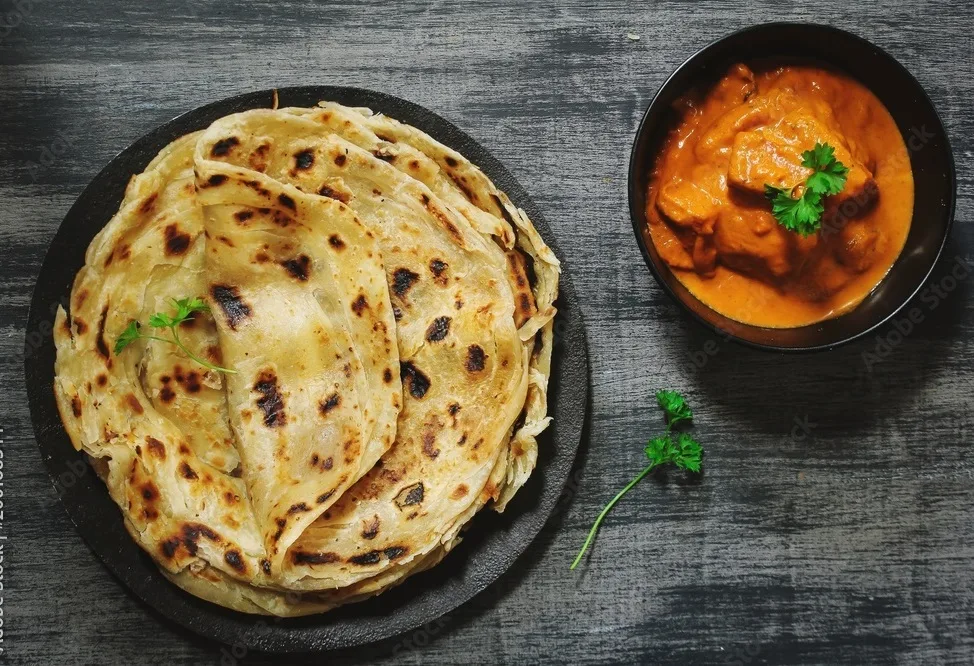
764, 142, 849, 236
114, 297, 235, 374
570, 390, 703, 570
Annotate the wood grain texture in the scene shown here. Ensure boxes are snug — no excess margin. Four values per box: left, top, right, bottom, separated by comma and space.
1, 0, 972, 664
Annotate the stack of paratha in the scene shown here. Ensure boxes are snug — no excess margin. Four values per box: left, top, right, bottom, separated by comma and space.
52, 102, 559, 616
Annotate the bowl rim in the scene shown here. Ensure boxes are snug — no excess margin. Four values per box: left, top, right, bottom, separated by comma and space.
627, 21, 958, 353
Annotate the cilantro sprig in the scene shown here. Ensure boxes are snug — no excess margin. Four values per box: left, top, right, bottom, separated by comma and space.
114, 297, 235, 374
570, 390, 703, 570
764, 142, 849, 236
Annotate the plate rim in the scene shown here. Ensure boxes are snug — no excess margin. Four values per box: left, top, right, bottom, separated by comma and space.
24, 85, 589, 653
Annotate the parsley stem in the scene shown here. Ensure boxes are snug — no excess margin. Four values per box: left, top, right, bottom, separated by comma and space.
168, 326, 237, 374
570, 462, 657, 570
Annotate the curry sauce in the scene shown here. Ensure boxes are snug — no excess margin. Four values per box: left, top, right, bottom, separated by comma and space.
646, 63, 914, 328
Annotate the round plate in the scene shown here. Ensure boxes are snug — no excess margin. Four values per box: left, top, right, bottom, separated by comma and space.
24, 87, 589, 652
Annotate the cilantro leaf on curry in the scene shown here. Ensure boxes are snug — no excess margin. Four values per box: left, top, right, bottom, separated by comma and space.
764, 141, 849, 236
570, 390, 704, 570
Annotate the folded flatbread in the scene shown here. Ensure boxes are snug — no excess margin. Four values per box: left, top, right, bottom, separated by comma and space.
53, 101, 559, 615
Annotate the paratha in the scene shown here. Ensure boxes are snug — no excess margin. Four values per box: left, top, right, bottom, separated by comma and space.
52, 100, 559, 615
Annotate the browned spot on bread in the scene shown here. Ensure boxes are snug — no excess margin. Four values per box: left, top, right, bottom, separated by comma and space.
429, 259, 449, 285
448, 171, 477, 202
146, 436, 166, 459
203, 173, 228, 188
261, 559, 272, 574
234, 210, 254, 223
444, 155, 459, 167
253, 370, 286, 427
318, 184, 350, 203
270, 209, 293, 227
288, 502, 311, 514
74, 289, 89, 309
465, 345, 487, 372
173, 366, 202, 393
400, 361, 430, 399
160, 536, 182, 559
293, 551, 339, 565
244, 179, 271, 198
124, 393, 143, 414
451, 484, 469, 499
372, 147, 396, 162
348, 551, 381, 566
351, 294, 368, 316
328, 234, 345, 249
280, 254, 311, 281
425, 316, 451, 342
70, 394, 82, 417
179, 461, 198, 480
394, 482, 424, 509
318, 392, 341, 416
211, 137, 240, 157
159, 386, 176, 403
96, 305, 110, 358
408, 159, 420, 170
316, 489, 335, 504
278, 193, 296, 210
73, 317, 88, 335
139, 193, 158, 214
96, 373, 108, 387
334, 153, 347, 167
217, 235, 235, 247
422, 430, 440, 459
224, 491, 238, 505
210, 285, 252, 330
254, 251, 269, 263
224, 550, 246, 573
383, 367, 393, 383
361, 515, 380, 540
458, 433, 468, 446
392, 268, 419, 298
294, 149, 314, 170
178, 312, 199, 330
271, 517, 287, 543
141, 482, 158, 501
384, 546, 407, 560
182, 523, 221, 556
323, 457, 333, 471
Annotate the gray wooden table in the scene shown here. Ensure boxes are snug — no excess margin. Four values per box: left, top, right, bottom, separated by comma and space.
3, 1, 972, 664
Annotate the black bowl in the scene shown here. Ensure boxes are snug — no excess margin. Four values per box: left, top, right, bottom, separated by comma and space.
629, 22, 956, 352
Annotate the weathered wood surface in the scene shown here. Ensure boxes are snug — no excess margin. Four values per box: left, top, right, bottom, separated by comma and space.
1, 0, 972, 663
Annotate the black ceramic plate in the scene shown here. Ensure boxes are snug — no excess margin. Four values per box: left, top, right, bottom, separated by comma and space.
24, 87, 589, 653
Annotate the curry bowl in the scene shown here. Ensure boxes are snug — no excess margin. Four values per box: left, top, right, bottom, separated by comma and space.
629, 22, 956, 351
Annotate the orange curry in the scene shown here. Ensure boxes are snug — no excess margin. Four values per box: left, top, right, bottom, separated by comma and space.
646, 63, 914, 328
